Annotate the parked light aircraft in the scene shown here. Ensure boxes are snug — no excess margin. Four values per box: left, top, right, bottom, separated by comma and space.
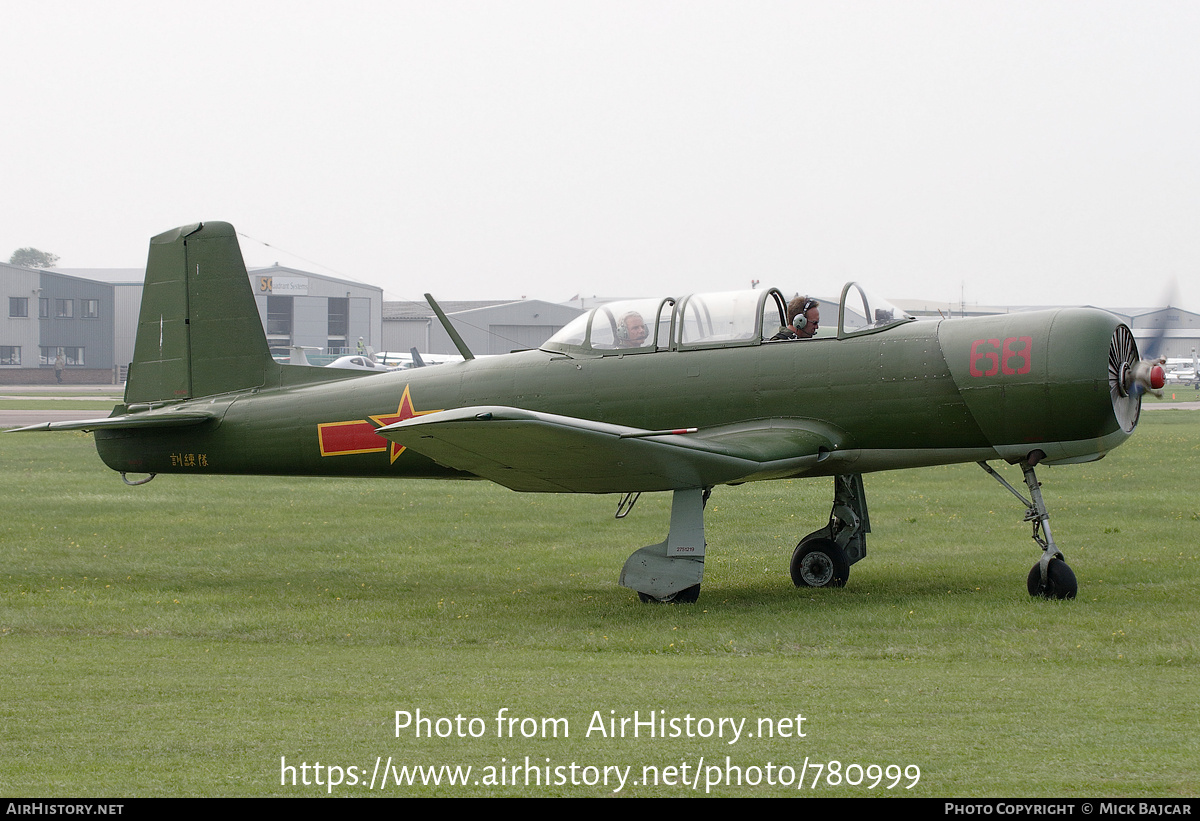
284, 347, 393, 371
376, 351, 468, 369
1162, 352, 1199, 388
12, 222, 1167, 603
325, 355, 391, 372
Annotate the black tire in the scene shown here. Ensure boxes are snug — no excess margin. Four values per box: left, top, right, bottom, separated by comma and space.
790, 539, 850, 588
637, 584, 701, 604
1027, 558, 1078, 600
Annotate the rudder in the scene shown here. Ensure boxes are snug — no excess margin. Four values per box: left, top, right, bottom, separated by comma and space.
126, 222, 275, 403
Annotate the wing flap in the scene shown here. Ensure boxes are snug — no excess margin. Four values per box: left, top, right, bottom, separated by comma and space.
376, 406, 841, 492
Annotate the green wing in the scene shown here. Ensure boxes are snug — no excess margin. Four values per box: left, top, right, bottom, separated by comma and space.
376, 406, 843, 492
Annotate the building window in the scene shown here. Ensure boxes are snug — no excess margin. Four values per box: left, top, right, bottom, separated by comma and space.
265, 295, 293, 359
9, 297, 28, 317
0, 346, 19, 365
39, 298, 49, 318
55, 299, 73, 318
82, 299, 100, 318
328, 297, 348, 337
266, 296, 292, 336
40, 347, 84, 366
326, 297, 349, 353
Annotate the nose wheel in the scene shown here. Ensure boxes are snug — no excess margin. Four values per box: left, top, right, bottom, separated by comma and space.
979, 454, 1078, 600
1027, 557, 1077, 600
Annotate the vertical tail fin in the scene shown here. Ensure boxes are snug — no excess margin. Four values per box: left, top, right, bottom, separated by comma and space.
126, 222, 276, 403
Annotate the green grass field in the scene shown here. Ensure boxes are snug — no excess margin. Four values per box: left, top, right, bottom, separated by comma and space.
0, 400, 122, 411
1, 412, 1197, 796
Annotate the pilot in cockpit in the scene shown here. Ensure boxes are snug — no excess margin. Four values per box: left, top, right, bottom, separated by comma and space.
771, 297, 820, 341
616, 311, 649, 348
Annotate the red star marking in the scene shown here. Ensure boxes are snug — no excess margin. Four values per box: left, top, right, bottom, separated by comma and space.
368, 385, 440, 463
316, 419, 385, 457
317, 385, 440, 463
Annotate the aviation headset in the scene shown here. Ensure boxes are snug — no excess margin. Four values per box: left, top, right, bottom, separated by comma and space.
616, 314, 631, 342
793, 298, 817, 330
616, 311, 645, 343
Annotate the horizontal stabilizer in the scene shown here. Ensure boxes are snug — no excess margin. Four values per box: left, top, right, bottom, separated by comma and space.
9, 410, 216, 433
376, 406, 839, 493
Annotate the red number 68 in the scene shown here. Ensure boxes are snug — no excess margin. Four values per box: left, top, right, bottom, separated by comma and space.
970, 337, 1033, 377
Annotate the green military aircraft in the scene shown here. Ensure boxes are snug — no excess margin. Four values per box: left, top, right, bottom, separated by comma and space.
14, 221, 1167, 603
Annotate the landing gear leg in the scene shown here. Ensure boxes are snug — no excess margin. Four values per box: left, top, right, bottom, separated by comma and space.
791, 474, 869, 588
620, 488, 707, 603
978, 454, 1078, 600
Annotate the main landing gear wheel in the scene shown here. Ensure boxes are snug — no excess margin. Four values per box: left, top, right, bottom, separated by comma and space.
1027, 558, 1077, 600
790, 539, 850, 588
638, 584, 701, 604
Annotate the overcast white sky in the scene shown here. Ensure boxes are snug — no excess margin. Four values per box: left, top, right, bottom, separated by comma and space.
4, 1, 1198, 309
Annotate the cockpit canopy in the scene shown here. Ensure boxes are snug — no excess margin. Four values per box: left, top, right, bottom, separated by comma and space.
835, 282, 915, 336
542, 284, 914, 356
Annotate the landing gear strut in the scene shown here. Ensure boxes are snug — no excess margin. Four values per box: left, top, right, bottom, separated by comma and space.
791, 474, 869, 588
979, 453, 1078, 600
620, 488, 708, 603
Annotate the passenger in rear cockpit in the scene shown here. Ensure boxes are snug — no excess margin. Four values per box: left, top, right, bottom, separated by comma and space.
616, 311, 649, 348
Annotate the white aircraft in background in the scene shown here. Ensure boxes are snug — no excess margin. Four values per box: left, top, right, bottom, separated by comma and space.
376, 350, 468, 369
285, 346, 393, 372
1162, 351, 1199, 387
326, 355, 392, 372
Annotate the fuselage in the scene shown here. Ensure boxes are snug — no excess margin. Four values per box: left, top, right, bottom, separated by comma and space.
95, 306, 1136, 488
